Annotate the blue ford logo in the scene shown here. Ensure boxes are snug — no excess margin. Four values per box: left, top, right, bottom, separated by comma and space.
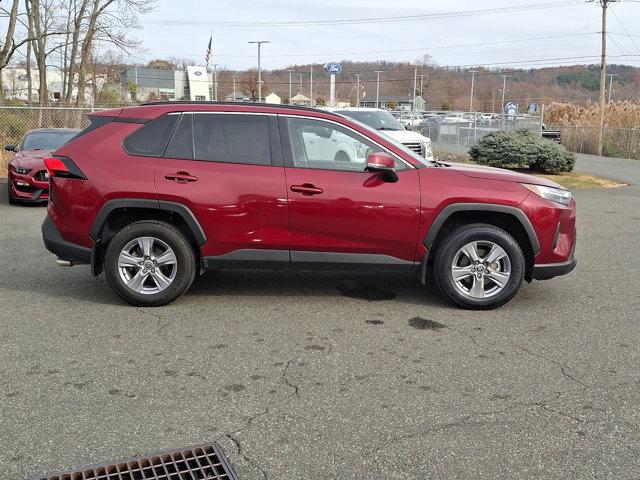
194, 71, 203, 76
324, 63, 342, 74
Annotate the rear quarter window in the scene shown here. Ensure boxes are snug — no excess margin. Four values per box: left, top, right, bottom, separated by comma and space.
123, 115, 179, 157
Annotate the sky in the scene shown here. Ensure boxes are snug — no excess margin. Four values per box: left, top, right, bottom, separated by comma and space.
132, 0, 640, 71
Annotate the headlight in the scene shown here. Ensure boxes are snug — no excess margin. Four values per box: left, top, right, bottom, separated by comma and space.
11, 165, 32, 175
424, 141, 433, 158
521, 183, 572, 206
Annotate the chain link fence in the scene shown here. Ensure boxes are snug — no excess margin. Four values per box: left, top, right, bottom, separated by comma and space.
407, 111, 543, 153
550, 125, 640, 160
0, 106, 96, 175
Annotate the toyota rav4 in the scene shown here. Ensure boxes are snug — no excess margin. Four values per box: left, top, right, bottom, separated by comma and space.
41, 102, 576, 309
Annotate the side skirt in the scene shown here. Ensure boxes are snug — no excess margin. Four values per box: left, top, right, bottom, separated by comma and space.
202, 249, 414, 272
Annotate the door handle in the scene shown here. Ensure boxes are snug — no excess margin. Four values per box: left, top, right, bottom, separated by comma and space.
165, 171, 198, 183
290, 184, 324, 196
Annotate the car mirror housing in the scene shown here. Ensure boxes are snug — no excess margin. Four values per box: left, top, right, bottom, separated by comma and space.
365, 153, 398, 183
4, 144, 16, 152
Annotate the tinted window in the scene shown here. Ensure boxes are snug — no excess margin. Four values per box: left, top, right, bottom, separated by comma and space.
22, 130, 80, 150
192, 114, 271, 165
165, 114, 194, 159
123, 115, 178, 157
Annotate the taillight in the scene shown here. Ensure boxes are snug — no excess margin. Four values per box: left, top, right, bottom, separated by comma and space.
44, 157, 68, 176
43, 156, 86, 179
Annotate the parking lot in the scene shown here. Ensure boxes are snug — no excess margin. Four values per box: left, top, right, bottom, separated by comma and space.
1, 155, 639, 479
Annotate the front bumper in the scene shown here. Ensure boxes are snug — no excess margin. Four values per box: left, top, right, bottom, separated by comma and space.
9, 170, 50, 202
533, 257, 577, 280
42, 214, 91, 264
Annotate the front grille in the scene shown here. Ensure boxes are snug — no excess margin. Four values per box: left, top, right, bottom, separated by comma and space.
34, 170, 49, 181
403, 141, 425, 157
29, 444, 236, 480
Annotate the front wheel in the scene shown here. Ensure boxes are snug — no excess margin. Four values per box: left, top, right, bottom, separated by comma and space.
104, 220, 196, 306
433, 224, 525, 310
7, 181, 16, 205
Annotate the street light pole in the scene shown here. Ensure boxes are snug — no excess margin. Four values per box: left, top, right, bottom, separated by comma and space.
413, 64, 418, 110
374, 70, 383, 109
287, 70, 293, 104
310, 65, 313, 106
248, 40, 270, 102
232, 73, 236, 101
213, 64, 219, 101
354, 74, 361, 107
606, 73, 618, 103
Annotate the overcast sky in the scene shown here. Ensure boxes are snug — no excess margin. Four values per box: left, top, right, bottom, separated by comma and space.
134, 0, 640, 71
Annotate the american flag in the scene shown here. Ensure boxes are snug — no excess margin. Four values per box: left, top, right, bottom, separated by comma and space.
205, 35, 212, 67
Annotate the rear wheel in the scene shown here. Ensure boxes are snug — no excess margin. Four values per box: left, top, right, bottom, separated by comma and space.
104, 220, 196, 306
433, 224, 525, 309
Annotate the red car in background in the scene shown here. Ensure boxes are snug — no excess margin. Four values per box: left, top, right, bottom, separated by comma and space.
5, 128, 80, 204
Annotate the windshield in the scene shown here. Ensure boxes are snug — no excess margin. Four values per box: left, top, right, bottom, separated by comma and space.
21, 130, 78, 150
335, 114, 433, 167
336, 109, 405, 131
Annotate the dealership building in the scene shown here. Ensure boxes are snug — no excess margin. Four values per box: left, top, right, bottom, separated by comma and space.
120, 66, 216, 102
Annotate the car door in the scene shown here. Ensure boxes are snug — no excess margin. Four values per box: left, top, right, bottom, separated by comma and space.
280, 115, 421, 270
155, 112, 290, 268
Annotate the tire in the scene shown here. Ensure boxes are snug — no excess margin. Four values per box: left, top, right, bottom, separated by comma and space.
104, 220, 196, 307
433, 223, 525, 310
7, 182, 16, 205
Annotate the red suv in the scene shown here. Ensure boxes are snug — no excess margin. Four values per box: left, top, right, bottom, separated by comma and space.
41, 102, 576, 309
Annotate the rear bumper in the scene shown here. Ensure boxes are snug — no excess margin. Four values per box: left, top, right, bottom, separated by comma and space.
532, 257, 577, 280
42, 214, 91, 264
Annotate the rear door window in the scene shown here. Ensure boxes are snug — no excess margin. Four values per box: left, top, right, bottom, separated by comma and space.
123, 114, 179, 157
192, 114, 271, 165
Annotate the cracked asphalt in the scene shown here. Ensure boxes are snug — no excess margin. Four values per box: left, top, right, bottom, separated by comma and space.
1, 155, 639, 479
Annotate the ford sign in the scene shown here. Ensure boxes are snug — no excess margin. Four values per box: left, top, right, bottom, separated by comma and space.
324, 63, 342, 74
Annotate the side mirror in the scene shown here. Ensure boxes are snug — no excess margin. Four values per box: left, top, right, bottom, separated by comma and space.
365, 153, 398, 183
4, 145, 16, 152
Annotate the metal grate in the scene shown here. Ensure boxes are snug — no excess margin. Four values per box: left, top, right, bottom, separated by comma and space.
402, 141, 425, 157
28, 444, 236, 480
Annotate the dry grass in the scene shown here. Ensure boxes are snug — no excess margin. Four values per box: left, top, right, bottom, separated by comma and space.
532, 172, 625, 190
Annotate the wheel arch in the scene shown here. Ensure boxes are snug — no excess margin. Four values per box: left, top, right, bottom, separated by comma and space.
89, 199, 206, 276
420, 203, 540, 284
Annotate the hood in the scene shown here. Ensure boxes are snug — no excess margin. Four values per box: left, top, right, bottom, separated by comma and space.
9, 149, 52, 169
380, 129, 431, 143
443, 162, 564, 189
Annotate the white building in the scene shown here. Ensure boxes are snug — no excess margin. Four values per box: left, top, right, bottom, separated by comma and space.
265, 92, 281, 104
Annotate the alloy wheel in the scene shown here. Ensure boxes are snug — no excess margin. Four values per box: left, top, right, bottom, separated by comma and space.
451, 240, 511, 299
117, 236, 177, 295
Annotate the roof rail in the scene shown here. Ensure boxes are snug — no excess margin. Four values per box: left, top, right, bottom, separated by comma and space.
140, 100, 338, 116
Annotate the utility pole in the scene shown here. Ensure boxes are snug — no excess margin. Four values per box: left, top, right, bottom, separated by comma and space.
501, 74, 509, 112
354, 74, 362, 107
299, 73, 303, 96
413, 63, 418, 110
419, 74, 425, 98
374, 71, 383, 108
310, 65, 314, 106
287, 70, 293, 104
606, 73, 618, 103
232, 73, 237, 101
248, 40, 270, 102
469, 70, 478, 112
593, 0, 618, 155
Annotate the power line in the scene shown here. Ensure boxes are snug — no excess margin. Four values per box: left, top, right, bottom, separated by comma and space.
127, 32, 598, 60
610, 8, 640, 55
142, 1, 584, 27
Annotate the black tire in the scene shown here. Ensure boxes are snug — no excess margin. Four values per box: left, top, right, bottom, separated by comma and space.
7, 182, 16, 205
104, 220, 196, 306
433, 223, 525, 310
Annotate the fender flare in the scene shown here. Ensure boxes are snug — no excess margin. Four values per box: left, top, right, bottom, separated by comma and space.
89, 198, 207, 246
419, 203, 540, 284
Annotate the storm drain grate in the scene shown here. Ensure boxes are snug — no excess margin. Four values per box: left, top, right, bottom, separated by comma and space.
29, 444, 236, 480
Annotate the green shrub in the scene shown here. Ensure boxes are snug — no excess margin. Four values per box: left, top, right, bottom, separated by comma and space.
469, 130, 575, 174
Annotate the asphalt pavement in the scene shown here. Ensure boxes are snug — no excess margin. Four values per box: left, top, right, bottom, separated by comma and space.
0, 155, 639, 479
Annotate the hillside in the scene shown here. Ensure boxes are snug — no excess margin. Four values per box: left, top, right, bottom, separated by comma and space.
213, 61, 640, 112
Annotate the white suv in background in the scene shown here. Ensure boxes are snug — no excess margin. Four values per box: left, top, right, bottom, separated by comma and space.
325, 107, 434, 161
